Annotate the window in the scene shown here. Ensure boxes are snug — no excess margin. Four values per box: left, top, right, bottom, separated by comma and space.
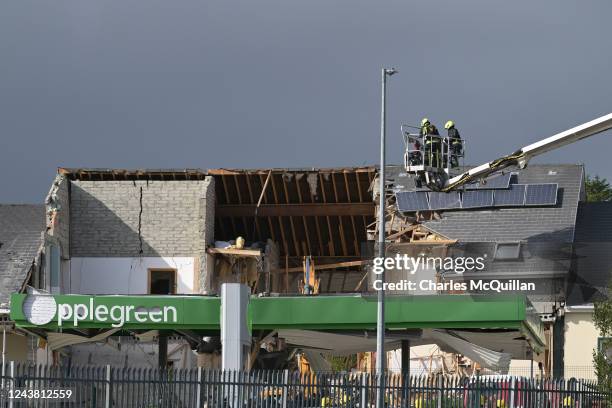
46, 244, 61, 294
494, 242, 521, 260
148, 270, 176, 295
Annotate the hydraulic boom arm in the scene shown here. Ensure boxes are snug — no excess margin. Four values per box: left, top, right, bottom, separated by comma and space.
441, 113, 612, 192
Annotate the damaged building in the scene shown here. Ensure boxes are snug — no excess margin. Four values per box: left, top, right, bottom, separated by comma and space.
18, 166, 376, 368
3, 162, 609, 378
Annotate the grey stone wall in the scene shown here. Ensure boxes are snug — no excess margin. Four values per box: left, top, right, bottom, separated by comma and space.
45, 174, 70, 258
69, 179, 213, 258
197, 177, 215, 294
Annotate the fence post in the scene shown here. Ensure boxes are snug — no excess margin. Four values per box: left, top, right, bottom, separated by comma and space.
361, 373, 368, 408
196, 367, 202, 408
437, 376, 443, 408
281, 369, 289, 408
509, 377, 515, 408
104, 364, 111, 408
8, 361, 14, 408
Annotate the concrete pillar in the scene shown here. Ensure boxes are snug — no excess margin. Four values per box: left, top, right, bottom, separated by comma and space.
221, 283, 251, 371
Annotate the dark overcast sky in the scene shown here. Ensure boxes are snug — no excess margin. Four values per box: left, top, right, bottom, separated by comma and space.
1, 0, 611, 203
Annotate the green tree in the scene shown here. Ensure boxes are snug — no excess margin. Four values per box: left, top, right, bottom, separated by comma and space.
593, 280, 612, 397
586, 175, 612, 202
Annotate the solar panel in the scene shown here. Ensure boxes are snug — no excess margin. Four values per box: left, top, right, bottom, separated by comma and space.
466, 173, 513, 190
525, 183, 558, 206
396, 191, 430, 212
493, 184, 526, 207
461, 190, 494, 208
428, 191, 462, 210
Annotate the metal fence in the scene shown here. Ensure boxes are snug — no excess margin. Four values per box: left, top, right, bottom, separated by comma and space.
0, 362, 610, 407
478, 366, 599, 381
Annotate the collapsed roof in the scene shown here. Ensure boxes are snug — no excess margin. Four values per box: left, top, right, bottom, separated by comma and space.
58, 166, 377, 293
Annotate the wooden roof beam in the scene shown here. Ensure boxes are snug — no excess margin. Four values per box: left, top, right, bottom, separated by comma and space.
216, 203, 375, 217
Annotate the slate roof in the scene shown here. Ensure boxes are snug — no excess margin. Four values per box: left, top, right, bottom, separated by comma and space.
567, 201, 612, 305
388, 164, 585, 310
389, 164, 585, 243
574, 201, 612, 242
0, 204, 45, 308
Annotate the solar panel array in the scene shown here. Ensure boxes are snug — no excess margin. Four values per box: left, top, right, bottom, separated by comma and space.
525, 183, 558, 206
396, 191, 430, 212
465, 173, 513, 190
428, 191, 461, 210
396, 182, 558, 212
493, 184, 526, 207
462, 190, 494, 208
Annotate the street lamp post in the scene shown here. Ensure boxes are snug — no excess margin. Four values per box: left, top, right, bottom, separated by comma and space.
376, 67, 396, 408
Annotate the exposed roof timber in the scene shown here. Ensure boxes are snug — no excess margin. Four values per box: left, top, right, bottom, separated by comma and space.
58, 166, 377, 180
216, 203, 374, 217
58, 168, 208, 180
215, 167, 376, 262
270, 260, 367, 274
59, 166, 376, 282
207, 248, 262, 257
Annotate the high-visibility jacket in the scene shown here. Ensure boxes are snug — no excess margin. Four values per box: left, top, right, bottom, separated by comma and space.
420, 124, 439, 138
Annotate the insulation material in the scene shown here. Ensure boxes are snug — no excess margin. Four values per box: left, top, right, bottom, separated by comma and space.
277, 329, 421, 356
306, 173, 319, 199
430, 330, 512, 374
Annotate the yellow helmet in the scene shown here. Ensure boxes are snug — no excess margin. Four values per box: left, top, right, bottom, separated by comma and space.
421, 117, 430, 127
444, 120, 455, 130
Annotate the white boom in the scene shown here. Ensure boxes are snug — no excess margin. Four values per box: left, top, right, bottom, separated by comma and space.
441, 113, 612, 192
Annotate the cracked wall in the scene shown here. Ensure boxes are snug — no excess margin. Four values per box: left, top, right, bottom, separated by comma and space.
69, 179, 212, 257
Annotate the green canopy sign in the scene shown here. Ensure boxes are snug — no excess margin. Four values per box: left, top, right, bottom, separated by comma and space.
11, 294, 220, 330
10, 293, 545, 352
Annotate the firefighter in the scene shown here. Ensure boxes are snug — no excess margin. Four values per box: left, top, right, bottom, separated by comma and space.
420, 117, 439, 137
445, 120, 463, 167
420, 118, 441, 167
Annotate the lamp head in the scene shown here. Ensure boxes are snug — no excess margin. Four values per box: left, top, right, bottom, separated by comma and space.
385, 68, 398, 76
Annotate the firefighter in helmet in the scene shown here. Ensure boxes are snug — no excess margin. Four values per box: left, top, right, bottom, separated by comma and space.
420, 118, 441, 167
445, 120, 463, 168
